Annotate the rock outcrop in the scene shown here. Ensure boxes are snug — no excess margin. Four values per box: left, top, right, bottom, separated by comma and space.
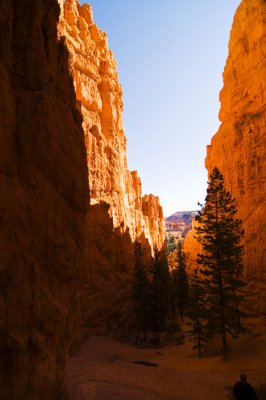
0, 1, 164, 399
58, 0, 164, 249
183, 218, 202, 274
0, 1, 89, 398
142, 194, 164, 249
58, 0, 165, 340
185, 0, 266, 313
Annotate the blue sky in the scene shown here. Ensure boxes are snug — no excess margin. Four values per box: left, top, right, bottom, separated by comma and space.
80, 1, 240, 217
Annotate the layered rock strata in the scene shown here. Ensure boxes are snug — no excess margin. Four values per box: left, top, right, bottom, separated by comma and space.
0, 1, 164, 399
185, 0, 266, 313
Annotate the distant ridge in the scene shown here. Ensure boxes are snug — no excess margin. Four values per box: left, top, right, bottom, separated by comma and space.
166, 211, 197, 222
165, 210, 197, 237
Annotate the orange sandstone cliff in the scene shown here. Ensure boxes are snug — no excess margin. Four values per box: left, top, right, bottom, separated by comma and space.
183, 218, 202, 274
0, 1, 164, 399
58, 0, 164, 249
185, 0, 266, 313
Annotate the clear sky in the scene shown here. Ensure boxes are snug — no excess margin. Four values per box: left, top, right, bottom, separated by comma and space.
80, 0, 240, 217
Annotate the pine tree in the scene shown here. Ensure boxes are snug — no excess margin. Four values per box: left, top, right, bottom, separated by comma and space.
187, 268, 208, 357
195, 167, 245, 360
149, 246, 170, 344
165, 235, 176, 255
172, 241, 189, 323
132, 242, 149, 343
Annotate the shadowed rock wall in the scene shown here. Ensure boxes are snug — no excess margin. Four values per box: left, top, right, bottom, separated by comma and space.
0, 0, 164, 399
0, 1, 89, 398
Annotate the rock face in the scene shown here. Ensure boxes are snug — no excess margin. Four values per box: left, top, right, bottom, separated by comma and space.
142, 195, 164, 249
185, 0, 266, 313
0, 1, 89, 398
58, 0, 165, 339
0, 1, 164, 399
58, 0, 164, 249
206, 0, 266, 313
183, 218, 202, 274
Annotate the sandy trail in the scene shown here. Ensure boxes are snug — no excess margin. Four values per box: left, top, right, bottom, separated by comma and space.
60, 319, 266, 400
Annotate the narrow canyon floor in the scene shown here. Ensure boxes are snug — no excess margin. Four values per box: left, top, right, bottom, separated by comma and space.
60, 318, 266, 400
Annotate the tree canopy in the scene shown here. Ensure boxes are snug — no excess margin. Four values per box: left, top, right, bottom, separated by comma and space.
195, 167, 245, 359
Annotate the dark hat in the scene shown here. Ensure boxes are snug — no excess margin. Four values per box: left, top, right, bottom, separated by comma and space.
240, 373, 247, 379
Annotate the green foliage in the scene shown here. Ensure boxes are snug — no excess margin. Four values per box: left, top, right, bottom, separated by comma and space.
148, 246, 170, 344
195, 167, 245, 359
132, 242, 149, 339
165, 320, 184, 345
171, 241, 189, 322
165, 235, 177, 255
187, 268, 208, 357
132, 244, 171, 345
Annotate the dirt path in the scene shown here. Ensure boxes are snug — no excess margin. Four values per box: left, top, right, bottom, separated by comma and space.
60, 319, 266, 400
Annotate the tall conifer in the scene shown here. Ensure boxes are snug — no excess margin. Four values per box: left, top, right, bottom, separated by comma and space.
187, 268, 208, 357
195, 167, 245, 359
149, 246, 170, 344
132, 242, 149, 342
172, 241, 189, 322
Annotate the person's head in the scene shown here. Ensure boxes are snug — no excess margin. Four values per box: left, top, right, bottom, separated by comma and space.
240, 373, 247, 383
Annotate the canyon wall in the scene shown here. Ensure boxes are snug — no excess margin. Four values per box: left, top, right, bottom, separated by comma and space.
59, 0, 165, 343
0, 0, 164, 399
183, 218, 202, 274
58, 0, 164, 249
185, 0, 266, 313
0, 1, 89, 398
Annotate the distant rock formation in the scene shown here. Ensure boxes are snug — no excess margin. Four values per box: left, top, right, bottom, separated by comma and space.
165, 211, 196, 236
0, 1, 164, 399
185, 0, 266, 313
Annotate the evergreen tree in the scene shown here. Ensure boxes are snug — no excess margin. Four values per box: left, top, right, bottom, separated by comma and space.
172, 241, 189, 323
132, 242, 149, 342
149, 246, 170, 344
195, 167, 245, 360
165, 235, 176, 255
187, 268, 208, 357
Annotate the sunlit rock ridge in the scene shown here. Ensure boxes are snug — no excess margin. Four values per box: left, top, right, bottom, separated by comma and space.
185, 0, 266, 313
0, 0, 164, 399
59, 0, 164, 246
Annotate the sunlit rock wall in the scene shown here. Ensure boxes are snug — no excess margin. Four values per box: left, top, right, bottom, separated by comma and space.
206, 0, 266, 313
142, 194, 165, 249
58, 0, 165, 249
183, 218, 202, 274
195, 0, 265, 313
58, 0, 165, 343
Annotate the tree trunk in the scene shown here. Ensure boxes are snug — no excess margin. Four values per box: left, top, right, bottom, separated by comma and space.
222, 326, 228, 360
197, 323, 202, 358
